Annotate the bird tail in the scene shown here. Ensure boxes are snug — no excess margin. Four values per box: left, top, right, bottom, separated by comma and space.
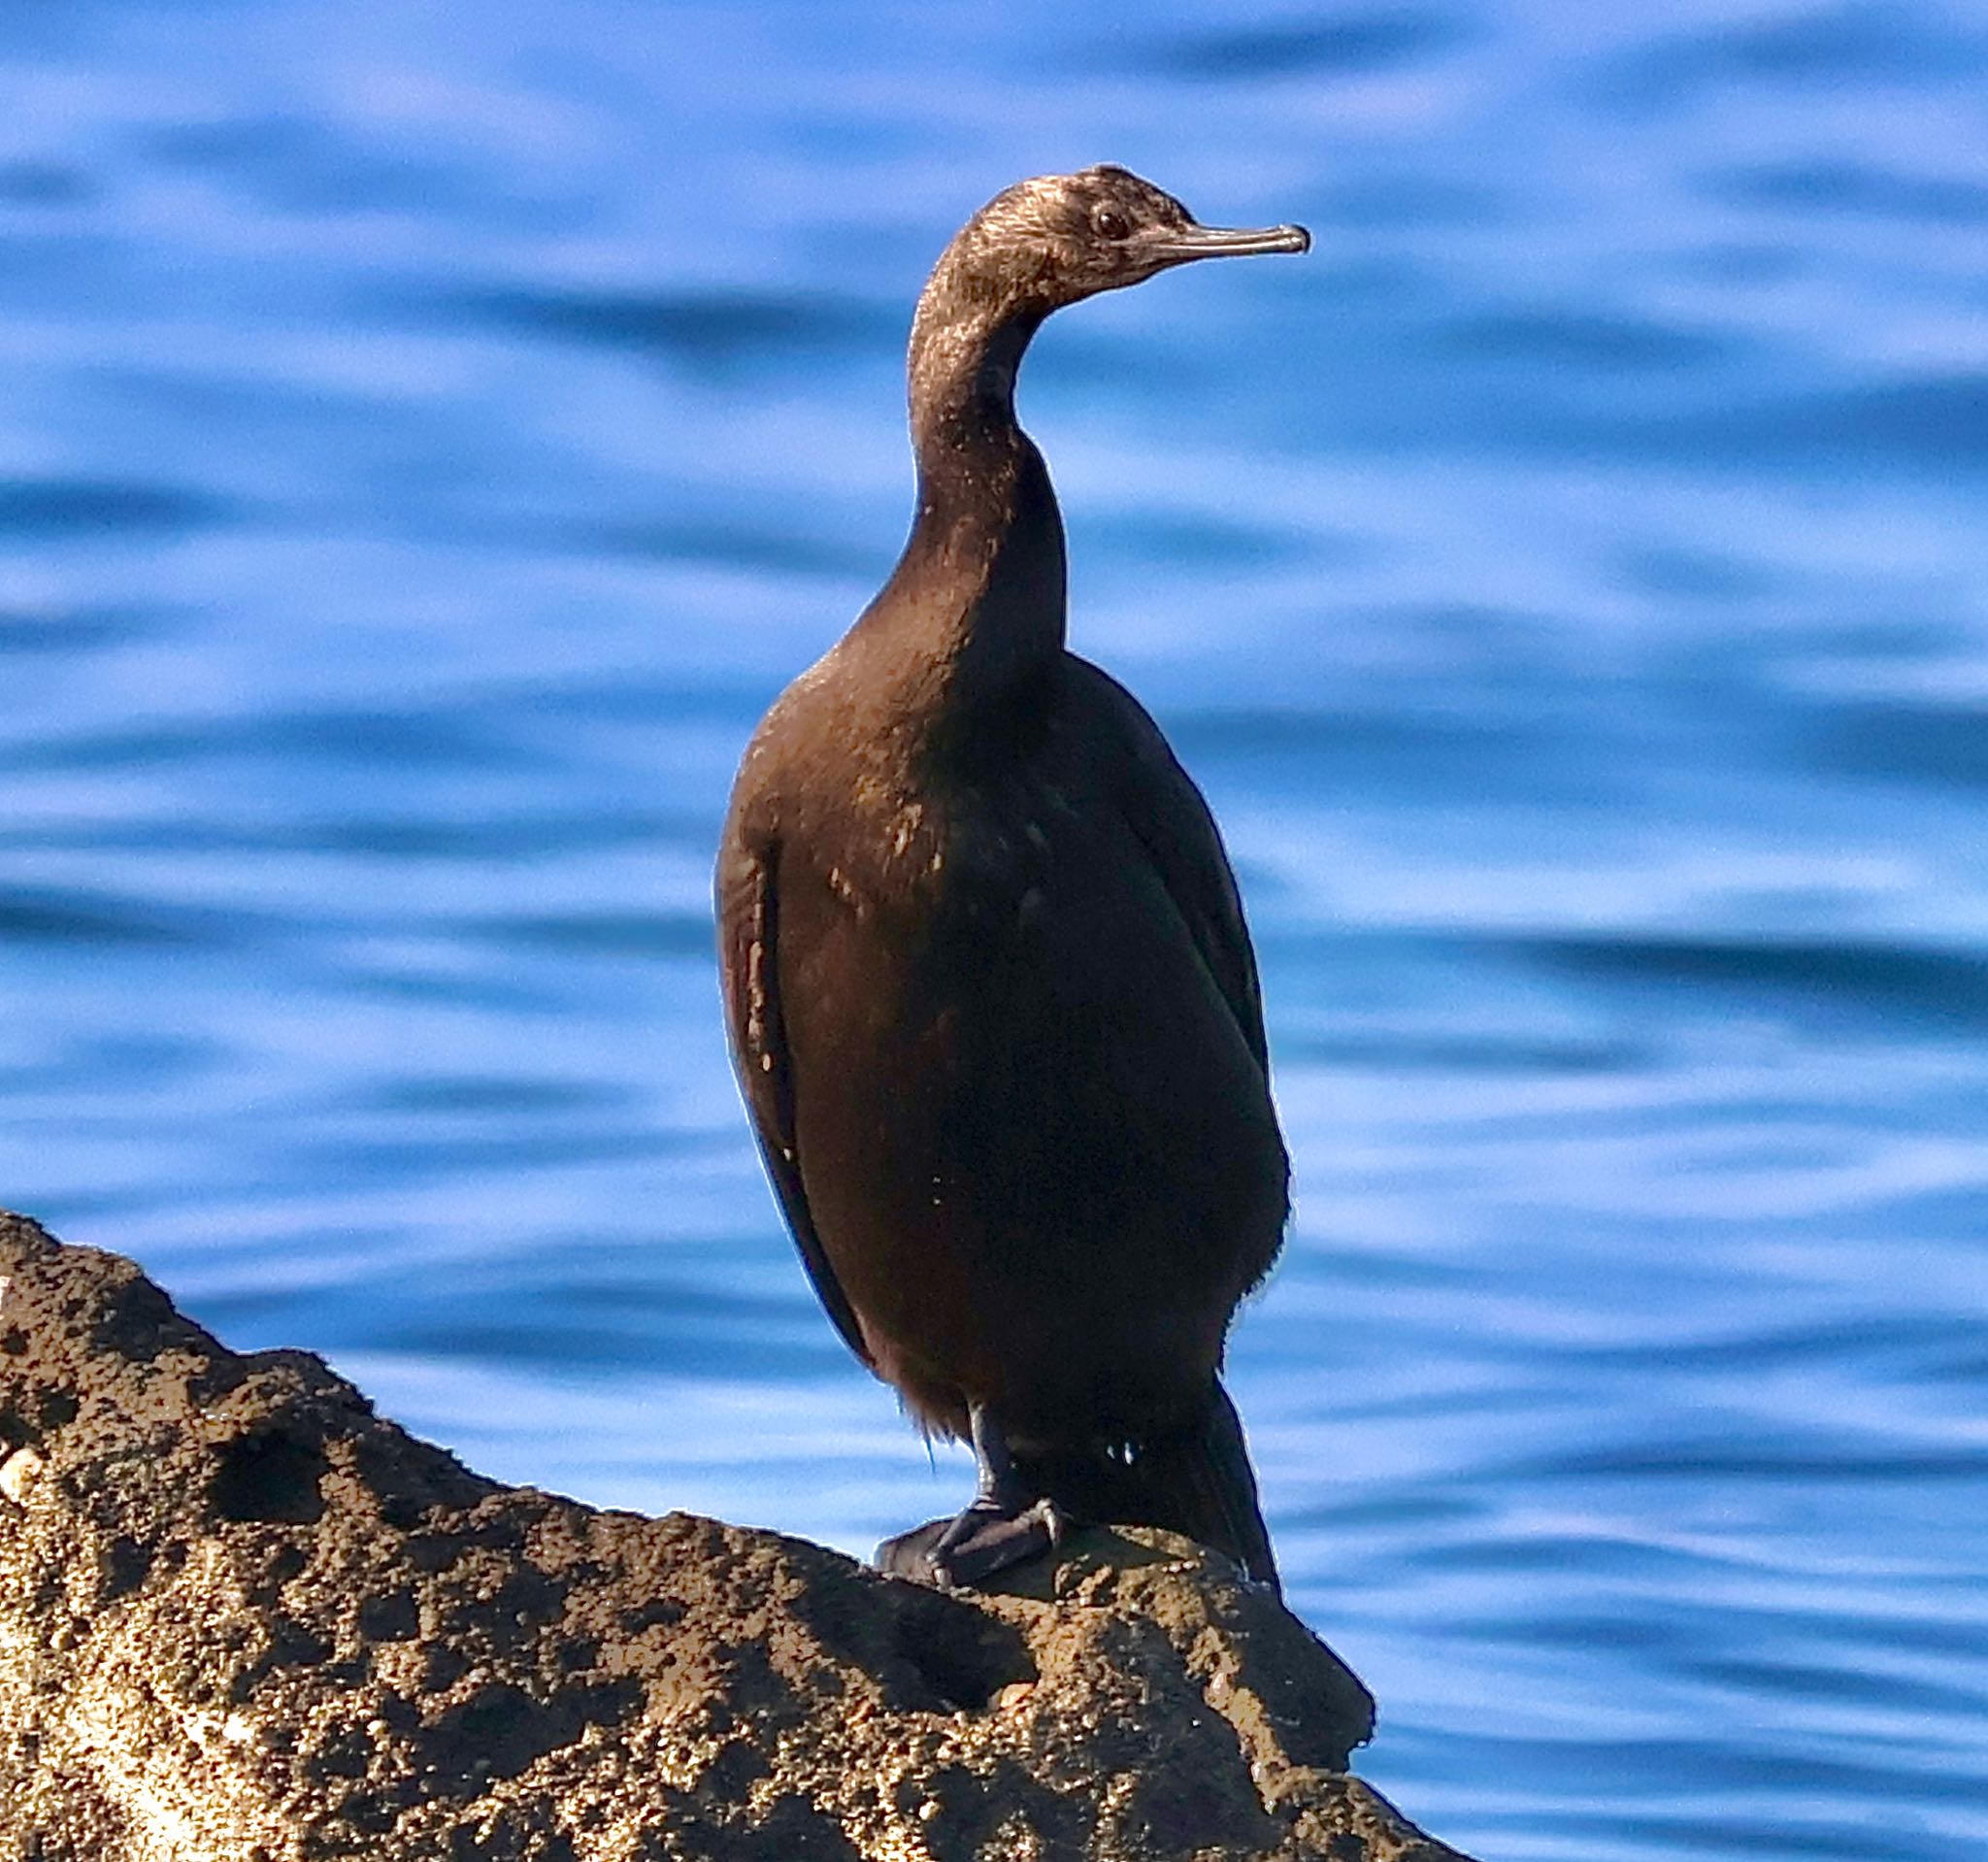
1017, 1380, 1279, 1593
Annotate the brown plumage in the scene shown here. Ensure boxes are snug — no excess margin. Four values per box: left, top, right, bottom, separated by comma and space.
716, 166, 1309, 1589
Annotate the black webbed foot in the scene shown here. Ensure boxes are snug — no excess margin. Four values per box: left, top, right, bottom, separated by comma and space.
876, 1494, 1072, 1589
874, 1401, 1077, 1589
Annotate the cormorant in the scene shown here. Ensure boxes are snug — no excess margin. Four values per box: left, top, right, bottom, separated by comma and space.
717, 165, 1308, 1590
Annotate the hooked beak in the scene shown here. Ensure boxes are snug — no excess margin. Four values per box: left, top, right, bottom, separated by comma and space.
1147, 220, 1311, 262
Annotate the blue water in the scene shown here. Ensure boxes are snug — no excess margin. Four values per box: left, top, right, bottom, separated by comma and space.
5, 2, 1986, 1854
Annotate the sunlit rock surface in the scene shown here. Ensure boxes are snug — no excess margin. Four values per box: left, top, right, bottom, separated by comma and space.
0, 1211, 1472, 1861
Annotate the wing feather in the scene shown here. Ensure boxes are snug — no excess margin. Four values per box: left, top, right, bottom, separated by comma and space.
1069, 657, 1272, 1076
716, 842, 872, 1366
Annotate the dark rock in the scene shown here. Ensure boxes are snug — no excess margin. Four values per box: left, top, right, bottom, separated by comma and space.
0, 1210, 1475, 1860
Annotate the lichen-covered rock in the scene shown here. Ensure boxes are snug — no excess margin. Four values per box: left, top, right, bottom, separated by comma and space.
0, 1211, 1474, 1861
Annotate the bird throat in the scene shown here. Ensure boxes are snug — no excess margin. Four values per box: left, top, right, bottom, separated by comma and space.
877, 289, 1066, 720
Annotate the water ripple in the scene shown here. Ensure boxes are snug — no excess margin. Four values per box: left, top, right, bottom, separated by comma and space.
1507, 933, 1988, 1026
460, 285, 892, 374
1705, 158, 1988, 226
1149, 10, 1474, 80
0, 478, 228, 537
0, 884, 239, 948
1599, 5, 1988, 108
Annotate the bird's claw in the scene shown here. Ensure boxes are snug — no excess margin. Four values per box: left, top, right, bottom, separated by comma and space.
876, 1495, 1073, 1589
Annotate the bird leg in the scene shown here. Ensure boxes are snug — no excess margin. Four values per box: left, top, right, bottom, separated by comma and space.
875, 1403, 1072, 1589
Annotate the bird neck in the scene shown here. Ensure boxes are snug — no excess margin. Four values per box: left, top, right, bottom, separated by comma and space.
859, 289, 1067, 719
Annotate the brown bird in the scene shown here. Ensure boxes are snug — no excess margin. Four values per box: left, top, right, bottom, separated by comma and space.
716, 165, 1308, 1590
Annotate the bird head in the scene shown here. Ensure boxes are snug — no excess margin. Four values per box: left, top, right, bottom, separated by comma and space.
937, 165, 1309, 321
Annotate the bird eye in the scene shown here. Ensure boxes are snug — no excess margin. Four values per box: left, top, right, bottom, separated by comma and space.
1092, 206, 1132, 241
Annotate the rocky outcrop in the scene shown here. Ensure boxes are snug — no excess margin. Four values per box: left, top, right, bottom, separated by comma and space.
0, 1211, 1474, 1861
